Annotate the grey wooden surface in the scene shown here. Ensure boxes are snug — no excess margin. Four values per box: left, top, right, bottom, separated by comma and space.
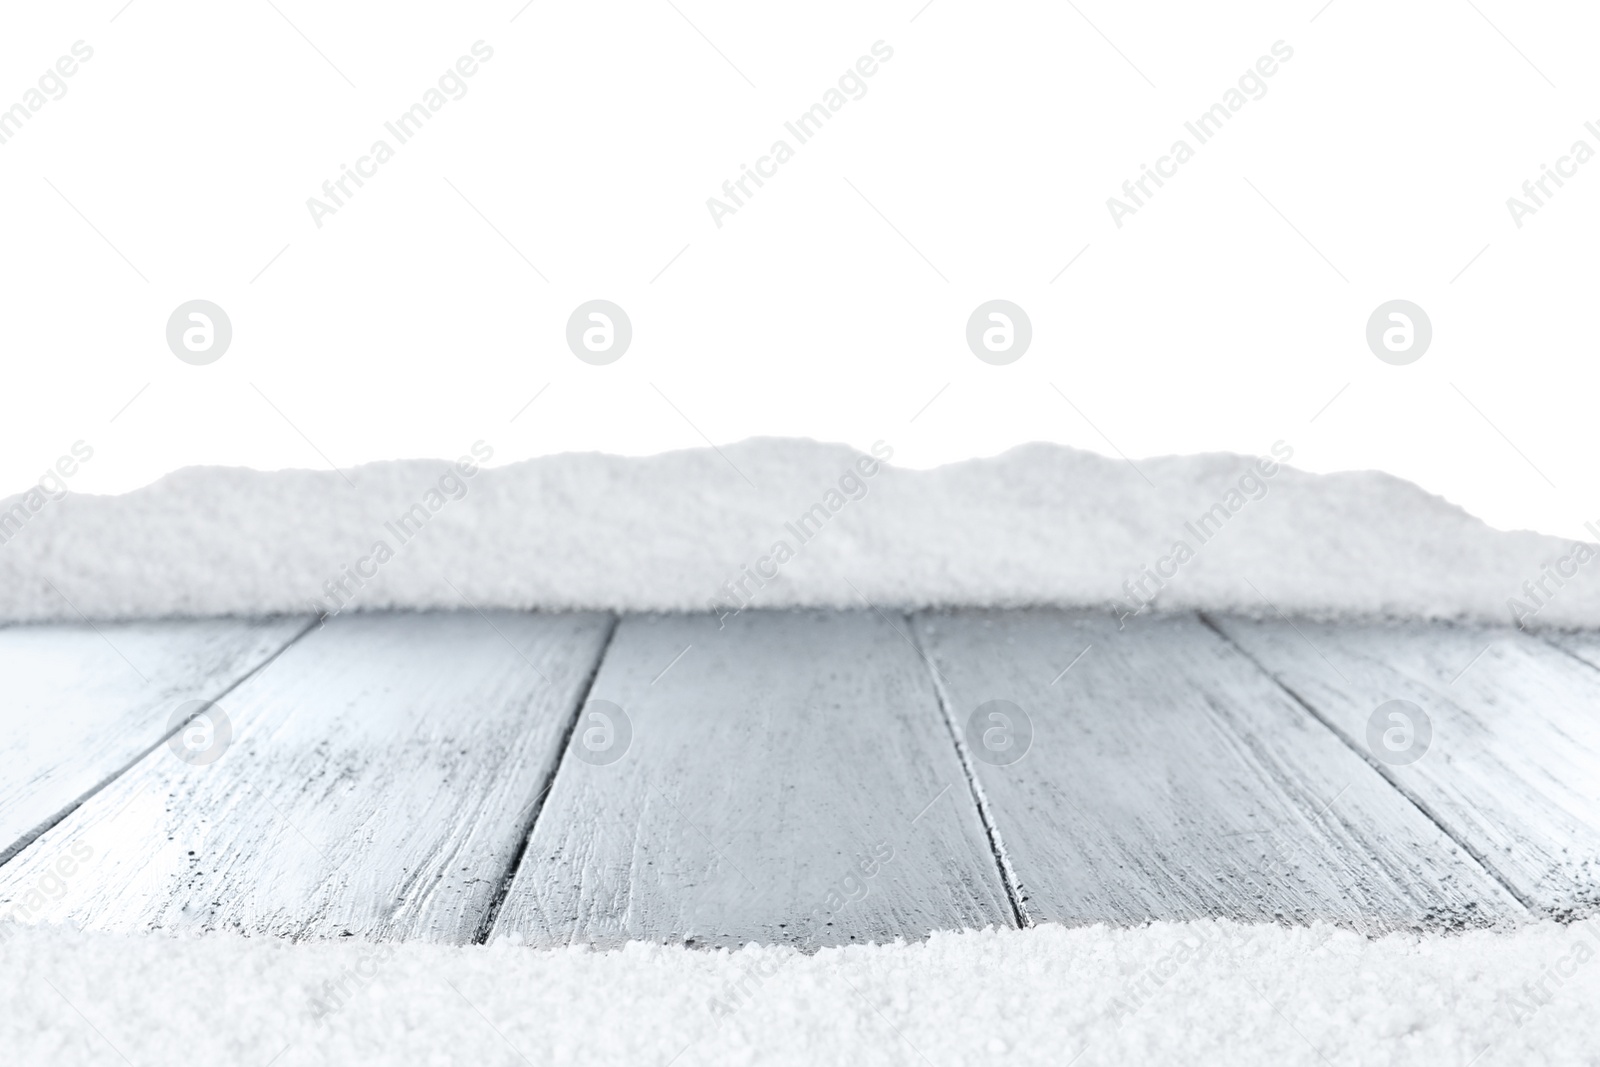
0, 611, 612, 942
915, 609, 1525, 931
1214, 616, 1600, 919
1547, 630, 1600, 680
1, 607, 1594, 945
490, 610, 1017, 949
0, 616, 311, 866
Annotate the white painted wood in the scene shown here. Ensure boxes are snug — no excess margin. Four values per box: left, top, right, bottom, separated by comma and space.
1547, 631, 1600, 677
491, 610, 1016, 950
916, 610, 1525, 930
0, 617, 312, 865
0, 611, 613, 942
1216, 616, 1600, 919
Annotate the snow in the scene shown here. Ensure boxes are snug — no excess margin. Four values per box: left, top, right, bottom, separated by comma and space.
3, 917, 1596, 1066
6, 438, 1598, 1063
1, 437, 1596, 627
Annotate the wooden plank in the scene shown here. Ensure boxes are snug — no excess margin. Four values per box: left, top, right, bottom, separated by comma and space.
1547, 630, 1600, 677
491, 609, 1016, 950
915, 609, 1525, 931
0, 610, 613, 942
0, 616, 312, 865
1215, 615, 1600, 919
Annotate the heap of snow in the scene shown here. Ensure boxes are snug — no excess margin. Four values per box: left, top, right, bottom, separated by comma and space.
2, 918, 1597, 1066
1, 437, 1595, 626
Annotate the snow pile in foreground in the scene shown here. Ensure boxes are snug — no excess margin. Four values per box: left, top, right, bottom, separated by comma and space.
3, 918, 1596, 1066
2, 437, 1597, 626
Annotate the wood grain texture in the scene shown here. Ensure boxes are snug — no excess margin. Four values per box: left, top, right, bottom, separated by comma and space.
1547, 630, 1600, 678
1215, 616, 1600, 919
915, 609, 1524, 931
0, 611, 612, 942
491, 610, 1016, 950
0, 616, 312, 866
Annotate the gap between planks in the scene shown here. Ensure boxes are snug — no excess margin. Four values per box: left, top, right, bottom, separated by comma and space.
9, 608, 1590, 945
486, 609, 1015, 950
1199, 611, 1541, 914
919, 608, 1526, 931
0, 611, 617, 942
905, 611, 1030, 930
1205, 612, 1600, 920
473, 613, 620, 944
0, 616, 319, 870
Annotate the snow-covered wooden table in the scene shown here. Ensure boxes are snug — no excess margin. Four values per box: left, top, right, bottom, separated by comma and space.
2, 609, 1597, 948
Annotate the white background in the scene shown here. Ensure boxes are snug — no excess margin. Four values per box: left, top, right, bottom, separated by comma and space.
1, 0, 1595, 539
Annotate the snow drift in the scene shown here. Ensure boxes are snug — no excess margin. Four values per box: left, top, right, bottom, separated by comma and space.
1, 437, 1596, 626
3, 918, 1597, 1066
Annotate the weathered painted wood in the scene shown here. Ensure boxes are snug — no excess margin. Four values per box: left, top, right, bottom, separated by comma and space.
0, 616, 313, 866
491, 610, 1016, 950
1547, 630, 1600, 677
0, 610, 613, 942
1215, 616, 1600, 919
915, 609, 1525, 931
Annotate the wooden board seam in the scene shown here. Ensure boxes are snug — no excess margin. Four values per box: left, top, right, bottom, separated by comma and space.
1197, 611, 1542, 914
0, 615, 319, 870
906, 611, 1030, 930
1538, 632, 1600, 676
477, 612, 620, 944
